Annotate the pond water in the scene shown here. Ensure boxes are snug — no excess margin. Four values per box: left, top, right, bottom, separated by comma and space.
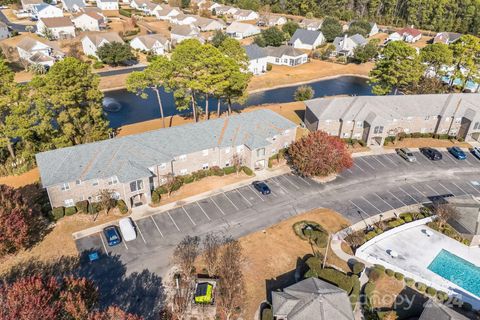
104, 75, 373, 128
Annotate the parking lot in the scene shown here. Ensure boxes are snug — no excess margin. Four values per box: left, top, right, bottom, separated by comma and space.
76, 148, 480, 275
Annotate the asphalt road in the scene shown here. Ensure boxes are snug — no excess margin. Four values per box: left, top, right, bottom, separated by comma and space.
0, 10, 28, 32
96, 65, 146, 78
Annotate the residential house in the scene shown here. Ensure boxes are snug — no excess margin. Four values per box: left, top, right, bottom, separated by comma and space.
226, 21, 260, 39
266, 45, 308, 66
258, 15, 287, 27
0, 21, 10, 40
35, 109, 297, 209
32, 3, 64, 18
170, 13, 198, 25
213, 5, 237, 16
21, 0, 44, 12
153, 5, 181, 21
81, 31, 123, 57
130, 0, 161, 14
388, 27, 422, 43
205, 2, 221, 12
272, 278, 355, 320
17, 36, 64, 67
333, 34, 367, 57
419, 300, 469, 320
446, 195, 480, 246
346, 20, 379, 37
288, 29, 325, 50
232, 9, 258, 21
192, 16, 225, 31
72, 9, 107, 31
61, 0, 85, 12
130, 34, 170, 55
434, 32, 462, 45
244, 43, 268, 75
170, 24, 202, 44
303, 93, 480, 146
96, 0, 118, 10
37, 17, 75, 39
299, 18, 323, 31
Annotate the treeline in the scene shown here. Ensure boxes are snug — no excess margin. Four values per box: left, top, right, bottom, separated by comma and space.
217, 0, 480, 35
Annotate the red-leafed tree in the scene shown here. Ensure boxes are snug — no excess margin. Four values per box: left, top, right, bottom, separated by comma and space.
0, 184, 43, 255
88, 306, 143, 320
60, 276, 99, 319
287, 131, 353, 177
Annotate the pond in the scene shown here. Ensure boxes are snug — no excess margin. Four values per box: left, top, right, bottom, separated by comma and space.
104, 75, 373, 128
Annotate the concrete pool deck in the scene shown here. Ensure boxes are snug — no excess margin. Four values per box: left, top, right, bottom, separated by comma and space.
356, 222, 480, 308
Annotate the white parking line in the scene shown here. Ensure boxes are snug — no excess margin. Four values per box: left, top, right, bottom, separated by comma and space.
182, 207, 196, 226
347, 168, 353, 174
236, 189, 252, 206
132, 220, 147, 244
381, 154, 399, 166
398, 186, 418, 203
459, 182, 480, 195
150, 216, 164, 237
358, 157, 376, 170
280, 175, 300, 189
349, 200, 370, 216
451, 182, 469, 195
464, 158, 474, 165
223, 192, 239, 210
374, 193, 395, 209
196, 201, 211, 220
353, 162, 366, 173
168, 211, 181, 231
438, 182, 455, 195
425, 183, 440, 196
248, 185, 265, 201
269, 178, 289, 193
387, 191, 408, 207
410, 185, 428, 198
371, 156, 388, 168
444, 153, 458, 164
210, 197, 226, 215
99, 233, 109, 255
295, 174, 311, 186
361, 196, 382, 213
122, 238, 128, 250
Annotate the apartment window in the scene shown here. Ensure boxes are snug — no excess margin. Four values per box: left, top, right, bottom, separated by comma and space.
179, 154, 187, 161
202, 163, 209, 170
275, 58, 279, 63
225, 161, 230, 167
455, 117, 462, 123
159, 163, 167, 169
61, 183, 70, 191
225, 147, 231, 154
64, 199, 74, 207
92, 179, 99, 186
130, 180, 143, 192
180, 168, 188, 175
342, 132, 349, 138
108, 176, 118, 185
425, 116, 430, 121
356, 122, 363, 128
373, 126, 384, 134
474, 122, 480, 130
236, 145, 244, 152
112, 192, 120, 200
202, 149, 209, 156
256, 148, 265, 157
75, 179, 82, 185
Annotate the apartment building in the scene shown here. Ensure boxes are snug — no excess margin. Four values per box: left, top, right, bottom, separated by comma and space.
36, 110, 297, 209
304, 93, 480, 146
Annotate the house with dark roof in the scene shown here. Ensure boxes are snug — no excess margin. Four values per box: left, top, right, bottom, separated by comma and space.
272, 278, 355, 320
0, 21, 10, 40
388, 27, 422, 43
288, 28, 325, 50
333, 34, 367, 57
419, 300, 469, 320
434, 32, 462, 45
35, 110, 297, 209
244, 43, 268, 75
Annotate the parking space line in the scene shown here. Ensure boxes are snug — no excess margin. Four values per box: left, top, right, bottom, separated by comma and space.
381, 154, 399, 166
398, 186, 419, 203
168, 212, 181, 231
411, 185, 428, 197
353, 163, 366, 173
444, 152, 458, 164
295, 174, 311, 185
361, 196, 382, 213
150, 216, 164, 237
210, 197, 226, 215
132, 220, 147, 244
465, 158, 474, 165
182, 207, 196, 226
374, 193, 395, 209
459, 182, 480, 195
270, 178, 289, 193
196, 202, 211, 220
451, 182, 469, 195
388, 191, 408, 207
99, 233, 109, 255
358, 157, 376, 170
248, 185, 265, 201
280, 175, 300, 189
122, 238, 128, 250
349, 199, 370, 217
223, 192, 239, 210
438, 182, 455, 195
347, 168, 353, 174
424, 184, 440, 196
371, 156, 388, 168
236, 189, 252, 206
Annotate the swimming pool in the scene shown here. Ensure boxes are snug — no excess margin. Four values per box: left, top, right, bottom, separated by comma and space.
428, 249, 480, 297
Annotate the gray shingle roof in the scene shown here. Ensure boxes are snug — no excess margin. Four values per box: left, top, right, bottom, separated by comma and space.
266, 45, 305, 58
62, 0, 85, 10
419, 300, 469, 320
289, 29, 323, 46
36, 109, 296, 187
244, 43, 268, 60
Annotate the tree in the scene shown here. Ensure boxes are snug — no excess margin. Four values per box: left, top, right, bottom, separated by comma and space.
41, 26, 54, 40
352, 39, 379, 63
321, 17, 343, 42
369, 41, 424, 95
231, 152, 244, 174
173, 235, 201, 278
287, 131, 353, 177
211, 30, 228, 47
126, 56, 173, 127
346, 20, 371, 37
294, 85, 314, 101
282, 20, 299, 37
434, 203, 458, 229
420, 43, 453, 76
88, 306, 143, 320
223, 69, 251, 115
403, 76, 447, 94
97, 42, 136, 66
96, 189, 117, 214
255, 27, 285, 47
218, 37, 249, 68
202, 233, 222, 277
449, 35, 480, 91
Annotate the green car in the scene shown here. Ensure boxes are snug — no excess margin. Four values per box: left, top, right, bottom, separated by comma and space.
194, 283, 213, 304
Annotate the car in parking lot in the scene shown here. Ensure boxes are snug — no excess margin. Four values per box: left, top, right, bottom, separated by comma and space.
471, 147, 480, 159
448, 147, 466, 160
396, 148, 416, 162
119, 218, 137, 242
103, 226, 121, 246
420, 147, 442, 161
252, 181, 271, 195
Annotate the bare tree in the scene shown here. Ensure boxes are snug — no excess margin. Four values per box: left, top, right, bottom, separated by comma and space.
434, 203, 459, 229
96, 189, 116, 214
202, 233, 222, 277
173, 235, 201, 279
170, 273, 193, 320
162, 173, 179, 197
231, 153, 244, 175
217, 238, 245, 320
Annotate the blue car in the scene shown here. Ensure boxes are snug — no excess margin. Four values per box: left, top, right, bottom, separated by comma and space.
448, 147, 466, 160
252, 181, 271, 195
103, 226, 122, 246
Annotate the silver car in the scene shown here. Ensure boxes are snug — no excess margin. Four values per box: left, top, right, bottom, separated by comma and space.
396, 148, 416, 162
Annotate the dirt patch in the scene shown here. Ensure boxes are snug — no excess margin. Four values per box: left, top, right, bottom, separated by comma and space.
384, 138, 471, 149
143, 20, 171, 38
0, 168, 40, 188
1, 9, 36, 25
371, 274, 405, 309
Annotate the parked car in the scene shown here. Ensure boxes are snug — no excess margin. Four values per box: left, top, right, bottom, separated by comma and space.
448, 147, 466, 160
471, 147, 480, 159
420, 147, 442, 161
396, 148, 416, 162
119, 218, 137, 242
252, 181, 271, 195
103, 226, 121, 246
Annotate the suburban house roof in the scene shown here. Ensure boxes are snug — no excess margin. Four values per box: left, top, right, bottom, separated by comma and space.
17, 36, 51, 51
193, 16, 225, 29
97, 0, 117, 3
132, 34, 169, 49
234, 8, 256, 18
434, 32, 462, 44
446, 195, 480, 236
244, 43, 268, 60
36, 109, 297, 187
39, 16, 74, 28
395, 27, 422, 37
21, 0, 43, 6
171, 24, 199, 36
82, 32, 124, 46
260, 15, 285, 24
289, 29, 323, 46
333, 33, 367, 52
62, 0, 85, 10
419, 300, 469, 320
73, 10, 105, 22
226, 21, 259, 33
0, 21, 8, 29
272, 278, 354, 320
266, 45, 306, 58
154, 5, 179, 15
299, 18, 323, 29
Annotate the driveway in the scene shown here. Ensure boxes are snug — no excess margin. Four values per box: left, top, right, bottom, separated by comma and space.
0, 10, 28, 32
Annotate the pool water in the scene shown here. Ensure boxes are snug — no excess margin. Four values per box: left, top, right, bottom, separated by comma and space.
428, 249, 480, 297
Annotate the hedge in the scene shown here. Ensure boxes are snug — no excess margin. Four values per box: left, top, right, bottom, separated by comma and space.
261, 308, 273, 320
385, 269, 395, 277
64, 206, 77, 216
151, 190, 161, 204
352, 261, 365, 275
117, 200, 128, 214
365, 230, 377, 241
223, 166, 236, 175
436, 291, 448, 302
305, 264, 355, 295
119, 8, 132, 17
426, 287, 437, 296
368, 268, 383, 283
75, 200, 89, 213
364, 281, 376, 310
404, 277, 415, 287
349, 274, 360, 307
394, 272, 404, 281
415, 282, 427, 292
399, 212, 413, 222
51, 207, 65, 220
387, 218, 405, 229
242, 166, 254, 176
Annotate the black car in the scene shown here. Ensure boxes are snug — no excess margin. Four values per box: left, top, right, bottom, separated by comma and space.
420, 147, 442, 161
252, 181, 271, 195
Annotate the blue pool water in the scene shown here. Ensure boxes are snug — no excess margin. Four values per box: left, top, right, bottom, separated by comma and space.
427, 249, 480, 297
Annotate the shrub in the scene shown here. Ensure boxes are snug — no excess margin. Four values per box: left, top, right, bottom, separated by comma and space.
223, 166, 236, 175
119, 8, 132, 17
92, 60, 104, 69
365, 230, 377, 241
364, 281, 376, 310
294, 85, 315, 101
305, 262, 354, 294
266, 63, 272, 71
461, 302, 472, 311
385, 269, 395, 277
170, 179, 183, 192
242, 166, 254, 176
404, 277, 415, 287
151, 190, 161, 204
155, 186, 168, 194
261, 307, 273, 320
399, 212, 413, 222
368, 268, 382, 282
75, 200, 89, 213
436, 291, 448, 302
426, 287, 437, 296
387, 219, 405, 229
209, 166, 224, 176
51, 207, 65, 220
116, 200, 128, 214
349, 275, 360, 307
415, 282, 427, 292
64, 206, 77, 216
374, 264, 385, 271
182, 174, 195, 184
394, 272, 404, 280
352, 261, 365, 275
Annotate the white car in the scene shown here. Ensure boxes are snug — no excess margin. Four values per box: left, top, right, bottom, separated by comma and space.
471, 147, 480, 159
119, 218, 137, 241
396, 148, 416, 162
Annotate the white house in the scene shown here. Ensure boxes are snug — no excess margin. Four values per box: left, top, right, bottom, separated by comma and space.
21, 0, 44, 12
17, 36, 64, 67
130, 0, 161, 14
206, 2, 221, 12
288, 29, 325, 50
266, 45, 308, 66
226, 22, 260, 39
193, 16, 225, 31
32, 3, 64, 18
232, 9, 258, 21
37, 17, 75, 39
214, 5, 237, 16
153, 5, 181, 21
81, 32, 124, 57
258, 15, 287, 27
0, 22, 10, 40
244, 44, 268, 75
387, 27, 422, 43
71, 10, 106, 31
299, 18, 323, 31
96, 0, 118, 10
434, 32, 462, 44
130, 34, 170, 55
333, 34, 367, 57
170, 13, 198, 25
170, 24, 202, 44
61, 0, 85, 12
